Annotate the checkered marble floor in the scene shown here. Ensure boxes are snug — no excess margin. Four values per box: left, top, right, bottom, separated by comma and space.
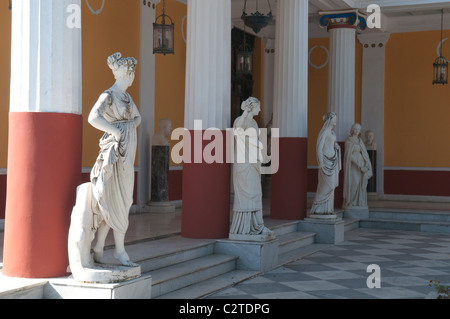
206, 228, 450, 299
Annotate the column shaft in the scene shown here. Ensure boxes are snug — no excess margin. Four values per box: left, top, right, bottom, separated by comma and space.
270, 0, 309, 220
181, 0, 231, 238
3, 0, 82, 278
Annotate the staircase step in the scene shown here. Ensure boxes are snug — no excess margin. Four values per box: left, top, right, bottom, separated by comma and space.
148, 254, 238, 298
278, 231, 315, 255
157, 269, 259, 299
360, 218, 450, 234
278, 243, 331, 266
0, 275, 47, 299
344, 219, 359, 232
370, 209, 450, 223
100, 236, 216, 273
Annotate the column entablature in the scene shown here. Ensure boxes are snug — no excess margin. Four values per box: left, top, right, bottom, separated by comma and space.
357, 32, 391, 49
319, 9, 367, 31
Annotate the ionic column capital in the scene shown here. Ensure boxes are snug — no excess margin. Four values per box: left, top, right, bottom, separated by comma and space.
319, 9, 367, 31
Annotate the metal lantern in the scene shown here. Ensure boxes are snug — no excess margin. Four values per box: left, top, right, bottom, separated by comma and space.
433, 56, 448, 85
236, 30, 253, 75
241, 0, 273, 34
433, 9, 448, 85
153, 0, 174, 55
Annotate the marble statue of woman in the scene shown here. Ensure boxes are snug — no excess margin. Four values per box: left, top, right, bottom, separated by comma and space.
68, 52, 141, 283
310, 112, 341, 215
343, 123, 372, 208
88, 52, 141, 267
229, 97, 274, 240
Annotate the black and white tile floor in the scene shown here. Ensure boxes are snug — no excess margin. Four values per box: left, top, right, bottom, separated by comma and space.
206, 228, 450, 299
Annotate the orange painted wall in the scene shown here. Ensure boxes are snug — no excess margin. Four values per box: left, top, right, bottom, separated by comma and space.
307, 37, 363, 166
253, 37, 264, 127
0, 5, 11, 168
384, 30, 450, 167
81, 0, 141, 167
155, 0, 186, 168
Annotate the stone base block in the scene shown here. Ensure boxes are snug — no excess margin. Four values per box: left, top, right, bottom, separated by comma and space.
228, 232, 276, 242
298, 217, 344, 244
344, 206, 370, 220
215, 238, 279, 272
70, 264, 141, 284
146, 201, 176, 213
45, 274, 152, 299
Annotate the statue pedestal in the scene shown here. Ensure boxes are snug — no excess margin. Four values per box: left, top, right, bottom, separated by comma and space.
70, 263, 141, 284
344, 206, 369, 220
47, 274, 152, 299
147, 201, 176, 213
215, 238, 279, 272
299, 213, 344, 244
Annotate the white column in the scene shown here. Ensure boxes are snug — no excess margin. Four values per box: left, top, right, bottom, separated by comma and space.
358, 32, 390, 194
184, 0, 231, 130
10, 0, 82, 114
327, 27, 356, 140
270, 0, 309, 220
137, 0, 160, 207
273, 0, 308, 138
182, 0, 231, 239
319, 10, 367, 141
4, 0, 83, 278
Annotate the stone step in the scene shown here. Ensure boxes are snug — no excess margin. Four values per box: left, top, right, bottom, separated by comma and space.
148, 254, 238, 298
369, 209, 450, 223
100, 235, 216, 273
0, 275, 48, 299
278, 243, 331, 266
277, 231, 316, 255
360, 218, 450, 234
270, 220, 300, 237
157, 269, 259, 299
344, 218, 359, 232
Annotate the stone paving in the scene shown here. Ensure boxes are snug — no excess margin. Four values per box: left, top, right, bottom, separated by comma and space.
206, 228, 450, 299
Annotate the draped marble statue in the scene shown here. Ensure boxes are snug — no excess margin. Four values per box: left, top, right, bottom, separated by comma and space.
68, 52, 141, 283
343, 123, 373, 208
310, 112, 341, 216
229, 97, 274, 241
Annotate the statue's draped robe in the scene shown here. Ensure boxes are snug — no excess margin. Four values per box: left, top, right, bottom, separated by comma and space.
90, 90, 140, 234
230, 117, 266, 235
343, 136, 372, 208
310, 128, 341, 215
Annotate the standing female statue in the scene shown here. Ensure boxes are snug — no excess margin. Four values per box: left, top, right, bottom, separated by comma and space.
229, 97, 273, 239
343, 123, 372, 208
88, 52, 141, 267
310, 112, 341, 215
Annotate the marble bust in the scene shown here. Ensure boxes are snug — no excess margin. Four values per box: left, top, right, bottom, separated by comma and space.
152, 118, 172, 146
310, 112, 341, 216
68, 52, 141, 283
364, 130, 377, 151
343, 123, 372, 209
229, 97, 274, 241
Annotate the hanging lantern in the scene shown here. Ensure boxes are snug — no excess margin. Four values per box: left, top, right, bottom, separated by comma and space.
241, 0, 273, 34
433, 56, 448, 85
153, 0, 174, 55
236, 30, 253, 75
433, 9, 448, 85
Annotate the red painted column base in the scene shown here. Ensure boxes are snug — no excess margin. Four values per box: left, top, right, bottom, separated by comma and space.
270, 137, 308, 220
181, 130, 230, 239
3, 112, 82, 278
